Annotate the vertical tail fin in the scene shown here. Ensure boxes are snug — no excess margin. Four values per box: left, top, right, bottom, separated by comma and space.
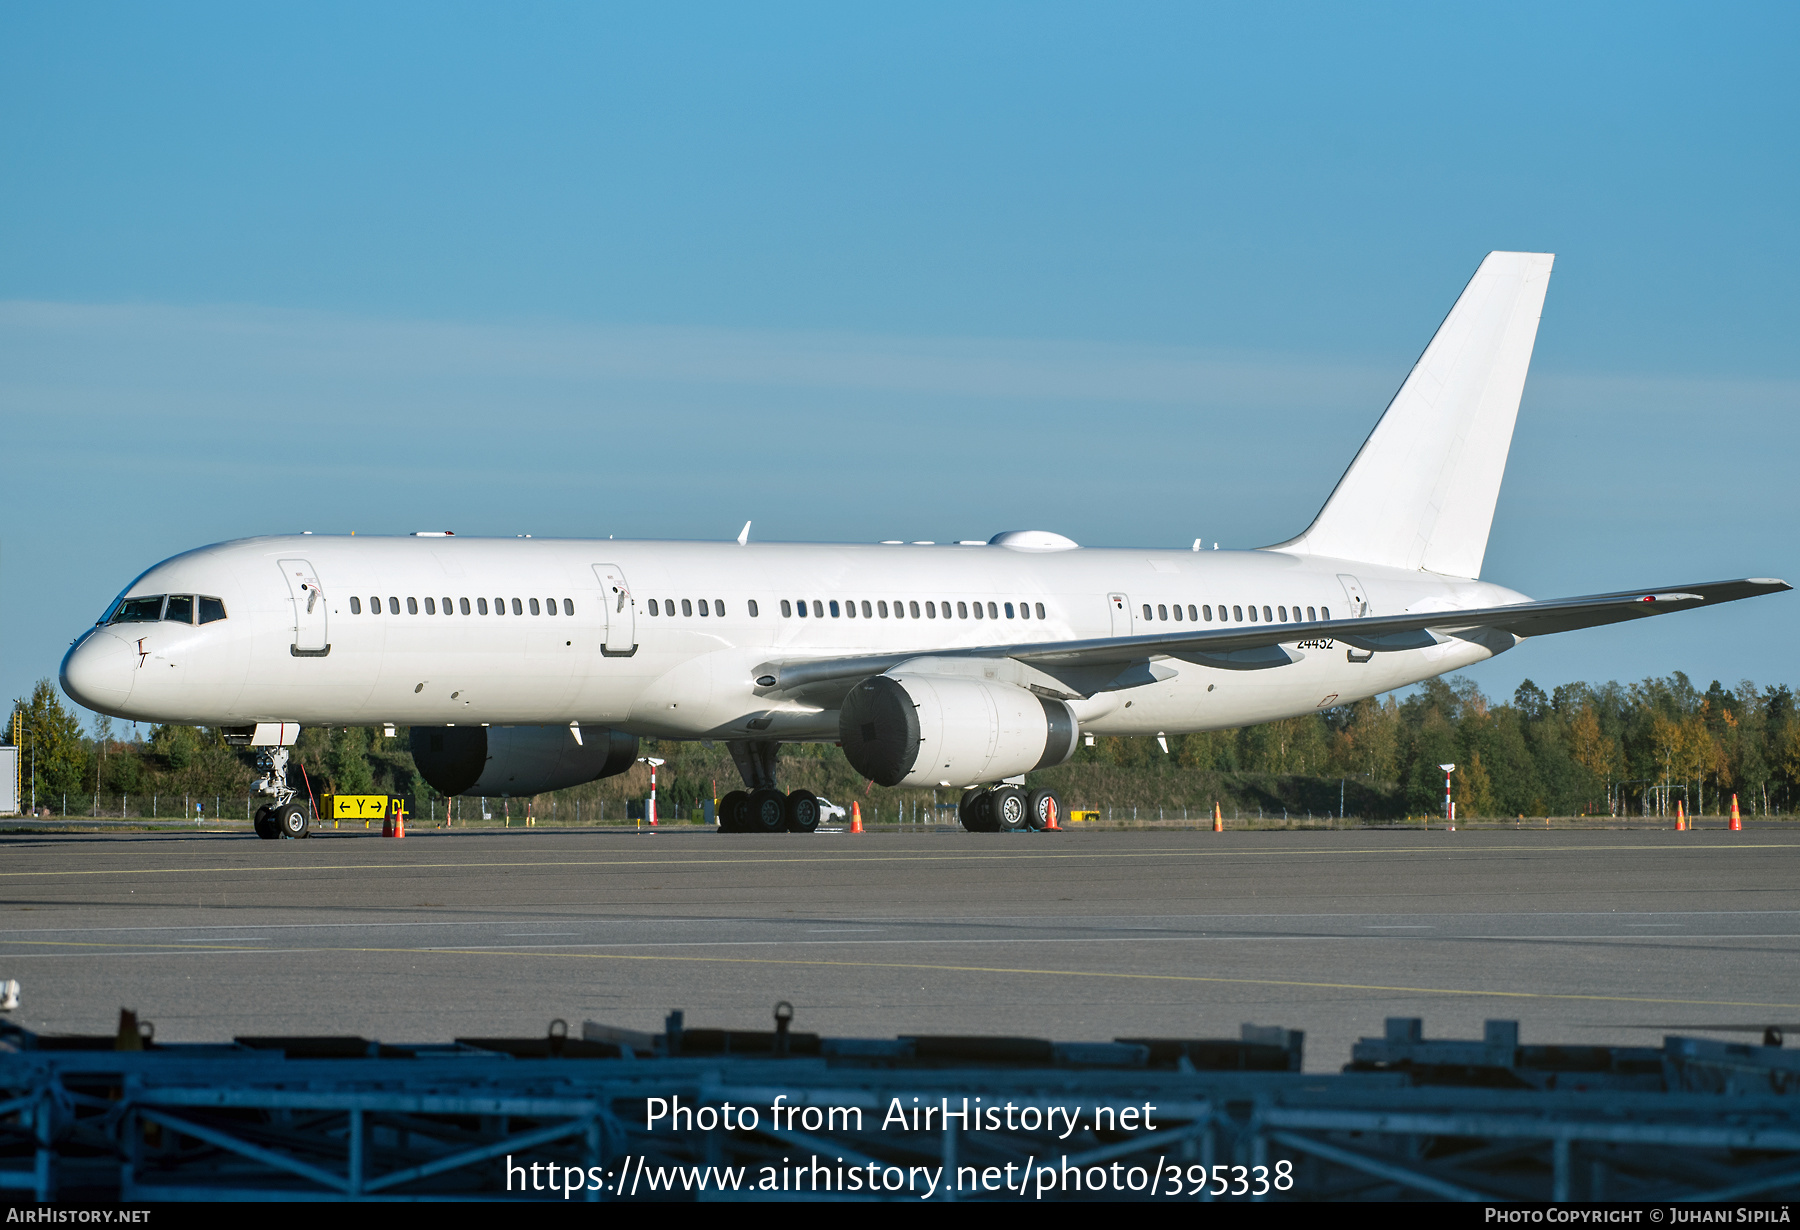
1274, 251, 1554, 578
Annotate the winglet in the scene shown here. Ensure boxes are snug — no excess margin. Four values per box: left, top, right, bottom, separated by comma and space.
737, 521, 751, 546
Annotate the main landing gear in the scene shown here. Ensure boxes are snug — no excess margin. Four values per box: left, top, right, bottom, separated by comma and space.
958, 785, 1064, 833
250, 746, 309, 840
718, 741, 823, 834
717, 788, 821, 834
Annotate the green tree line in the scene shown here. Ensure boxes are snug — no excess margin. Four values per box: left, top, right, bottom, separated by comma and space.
9, 670, 1799, 820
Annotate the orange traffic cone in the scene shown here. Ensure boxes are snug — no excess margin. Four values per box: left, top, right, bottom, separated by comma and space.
850, 801, 863, 834
1676, 799, 1686, 831
1212, 802, 1223, 833
393, 804, 406, 839
1731, 794, 1742, 831
1043, 798, 1062, 831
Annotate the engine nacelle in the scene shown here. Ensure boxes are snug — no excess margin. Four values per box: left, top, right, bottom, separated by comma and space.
838, 674, 1077, 788
410, 725, 639, 797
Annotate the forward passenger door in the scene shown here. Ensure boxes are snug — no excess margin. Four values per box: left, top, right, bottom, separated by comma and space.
277, 559, 329, 654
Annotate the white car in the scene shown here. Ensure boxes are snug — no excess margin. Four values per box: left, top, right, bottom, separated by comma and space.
814, 797, 848, 825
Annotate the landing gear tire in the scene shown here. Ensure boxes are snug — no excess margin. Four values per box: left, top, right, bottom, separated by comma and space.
784, 789, 821, 833
718, 790, 748, 833
990, 786, 1030, 832
252, 805, 279, 840
276, 804, 310, 840
744, 788, 787, 834
1026, 789, 1063, 831
959, 788, 995, 832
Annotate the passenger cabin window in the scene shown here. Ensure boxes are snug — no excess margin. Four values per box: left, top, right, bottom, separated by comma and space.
926, 602, 937, 618
1278, 606, 1286, 622
1203, 605, 1212, 621
1005, 602, 1015, 618
844, 599, 857, 618
369, 596, 381, 613
747, 599, 759, 617
564, 599, 575, 615
1157, 604, 1167, 621
512, 598, 523, 615
681, 599, 692, 617
199, 597, 226, 624
389, 597, 401, 615
407, 598, 419, 614
1233, 605, 1243, 621
478, 598, 489, 615
1307, 606, 1316, 621
350, 596, 362, 615
530, 598, 540, 615
973, 602, 984, 620
425, 598, 436, 614
1248, 605, 1258, 622
1263, 605, 1272, 622
781, 600, 793, 617
461, 598, 472, 615
957, 601, 968, 619
909, 601, 920, 618
649, 599, 660, 616
830, 600, 840, 617
1321, 606, 1331, 620
862, 600, 873, 618
813, 600, 823, 617
1142, 604, 1152, 621
878, 601, 888, 618
1187, 605, 1197, 621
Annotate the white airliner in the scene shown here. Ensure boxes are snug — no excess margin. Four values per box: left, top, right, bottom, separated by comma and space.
60, 252, 1786, 838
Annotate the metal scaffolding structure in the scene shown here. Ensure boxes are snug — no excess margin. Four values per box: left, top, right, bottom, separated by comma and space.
3, 1014, 1799, 1201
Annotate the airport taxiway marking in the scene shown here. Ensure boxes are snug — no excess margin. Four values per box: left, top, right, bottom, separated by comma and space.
3, 939, 1798, 1012
1, 840, 1797, 879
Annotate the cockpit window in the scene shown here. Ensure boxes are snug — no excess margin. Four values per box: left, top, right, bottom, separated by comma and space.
198, 597, 227, 624
164, 595, 194, 624
109, 596, 166, 623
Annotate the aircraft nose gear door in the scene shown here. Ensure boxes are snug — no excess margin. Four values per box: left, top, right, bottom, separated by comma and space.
278, 559, 330, 655
592, 564, 637, 657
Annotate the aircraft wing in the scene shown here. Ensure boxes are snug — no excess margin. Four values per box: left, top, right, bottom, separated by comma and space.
750, 577, 1788, 698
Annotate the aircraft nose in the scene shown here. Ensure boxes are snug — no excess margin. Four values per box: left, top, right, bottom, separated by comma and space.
60, 630, 136, 712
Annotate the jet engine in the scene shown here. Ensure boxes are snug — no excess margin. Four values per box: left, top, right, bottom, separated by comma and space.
410, 725, 639, 797
838, 674, 1077, 788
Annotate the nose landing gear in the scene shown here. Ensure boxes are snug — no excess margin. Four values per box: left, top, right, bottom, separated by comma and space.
250, 747, 309, 839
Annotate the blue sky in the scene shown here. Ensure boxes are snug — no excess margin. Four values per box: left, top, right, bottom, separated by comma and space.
3, 2, 1796, 722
